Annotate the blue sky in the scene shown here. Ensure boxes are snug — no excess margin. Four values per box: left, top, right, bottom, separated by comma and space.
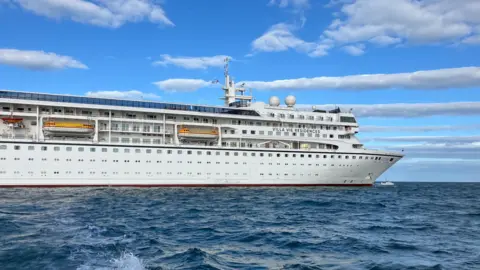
1, 0, 480, 182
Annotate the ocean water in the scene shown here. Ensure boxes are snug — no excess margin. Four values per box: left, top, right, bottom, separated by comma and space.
0, 183, 479, 270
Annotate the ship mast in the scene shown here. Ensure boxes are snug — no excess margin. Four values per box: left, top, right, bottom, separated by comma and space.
221, 57, 252, 107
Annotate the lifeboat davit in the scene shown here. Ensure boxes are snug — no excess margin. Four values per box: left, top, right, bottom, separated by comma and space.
42, 121, 94, 134
178, 126, 218, 139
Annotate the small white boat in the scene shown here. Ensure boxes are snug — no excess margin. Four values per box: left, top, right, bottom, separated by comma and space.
378, 181, 395, 187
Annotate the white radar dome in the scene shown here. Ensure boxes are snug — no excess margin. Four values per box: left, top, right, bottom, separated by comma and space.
269, 96, 280, 106
285, 95, 296, 107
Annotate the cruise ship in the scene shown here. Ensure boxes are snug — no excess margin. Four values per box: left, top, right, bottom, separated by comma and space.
0, 59, 403, 187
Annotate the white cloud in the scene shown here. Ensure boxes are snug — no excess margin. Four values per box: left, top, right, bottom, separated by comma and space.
268, 0, 309, 26
153, 55, 230, 70
240, 66, 480, 91
361, 124, 480, 133
342, 44, 365, 55
462, 35, 480, 45
150, 66, 480, 97
384, 142, 480, 159
7, 0, 173, 28
251, 23, 331, 57
269, 0, 309, 9
153, 79, 213, 92
85, 90, 160, 100
369, 35, 402, 46
322, 0, 480, 53
399, 158, 480, 165
365, 135, 480, 144
0, 48, 87, 70
306, 101, 480, 118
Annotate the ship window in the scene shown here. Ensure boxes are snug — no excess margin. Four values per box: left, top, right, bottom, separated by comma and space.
206, 151, 211, 155
352, 156, 356, 159
14, 145, 20, 150
234, 152, 239, 156
277, 153, 280, 157
90, 148, 96, 152
292, 154, 296, 157
243, 152, 247, 156
251, 130, 255, 135
251, 153, 256, 157
197, 151, 202, 155
102, 148, 108, 152
187, 150, 192, 155
338, 155, 342, 159
308, 154, 312, 158
225, 152, 229, 156
390, 158, 394, 162
135, 149, 141, 153
345, 156, 349, 159
300, 154, 304, 158
53, 146, 60, 151
216, 152, 220, 155
28, 146, 34, 151
177, 150, 182, 154
124, 149, 130, 153
285, 154, 288, 157
113, 148, 119, 153
359, 156, 362, 159
167, 150, 172, 154
78, 147, 84, 152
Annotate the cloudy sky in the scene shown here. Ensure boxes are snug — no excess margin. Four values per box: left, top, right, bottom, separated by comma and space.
1, 0, 479, 182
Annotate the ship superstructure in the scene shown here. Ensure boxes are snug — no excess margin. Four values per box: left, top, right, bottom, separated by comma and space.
0, 59, 403, 187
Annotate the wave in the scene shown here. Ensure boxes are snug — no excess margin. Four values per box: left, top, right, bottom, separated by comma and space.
76, 252, 146, 270
367, 262, 443, 270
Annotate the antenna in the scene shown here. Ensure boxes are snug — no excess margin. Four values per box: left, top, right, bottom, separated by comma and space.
224, 57, 230, 77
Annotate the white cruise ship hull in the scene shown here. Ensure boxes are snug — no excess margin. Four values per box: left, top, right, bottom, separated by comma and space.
0, 141, 401, 187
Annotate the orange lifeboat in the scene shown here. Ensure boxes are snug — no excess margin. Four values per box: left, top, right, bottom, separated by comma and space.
42, 121, 94, 135
2, 117, 23, 124
178, 126, 218, 139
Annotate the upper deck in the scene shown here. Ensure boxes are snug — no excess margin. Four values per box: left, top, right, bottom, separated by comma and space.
0, 90, 261, 116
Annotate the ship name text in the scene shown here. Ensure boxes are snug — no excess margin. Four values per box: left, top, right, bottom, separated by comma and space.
273, 127, 321, 134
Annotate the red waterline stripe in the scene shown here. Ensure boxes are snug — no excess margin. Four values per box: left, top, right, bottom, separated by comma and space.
0, 184, 373, 188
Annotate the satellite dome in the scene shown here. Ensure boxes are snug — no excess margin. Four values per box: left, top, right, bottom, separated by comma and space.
285, 95, 296, 107
269, 96, 280, 106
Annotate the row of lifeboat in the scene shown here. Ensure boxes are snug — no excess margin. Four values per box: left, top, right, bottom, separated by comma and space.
2, 116, 218, 139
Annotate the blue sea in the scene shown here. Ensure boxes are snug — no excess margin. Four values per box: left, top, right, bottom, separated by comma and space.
0, 183, 479, 270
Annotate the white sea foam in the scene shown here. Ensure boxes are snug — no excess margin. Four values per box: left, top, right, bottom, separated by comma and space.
111, 252, 145, 270
77, 252, 145, 270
